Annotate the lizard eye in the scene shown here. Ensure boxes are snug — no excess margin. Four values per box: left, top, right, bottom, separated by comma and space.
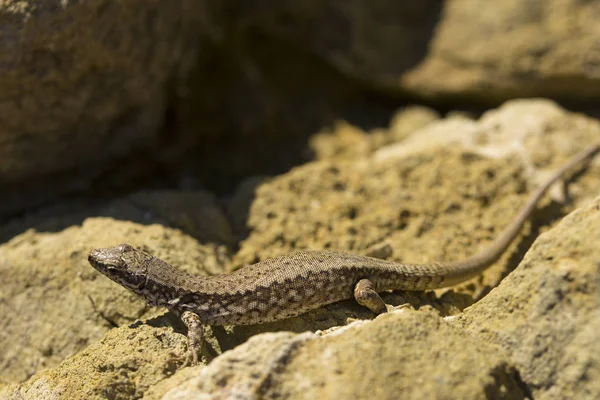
117, 244, 135, 253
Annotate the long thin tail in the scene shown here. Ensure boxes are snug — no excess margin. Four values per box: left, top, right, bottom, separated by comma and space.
437, 142, 600, 287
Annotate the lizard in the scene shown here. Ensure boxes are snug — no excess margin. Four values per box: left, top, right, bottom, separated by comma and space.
88, 142, 600, 366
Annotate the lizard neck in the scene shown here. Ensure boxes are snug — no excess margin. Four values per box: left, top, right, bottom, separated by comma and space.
139, 255, 211, 308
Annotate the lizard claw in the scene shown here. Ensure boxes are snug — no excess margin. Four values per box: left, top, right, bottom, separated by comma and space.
182, 346, 199, 367
168, 347, 199, 368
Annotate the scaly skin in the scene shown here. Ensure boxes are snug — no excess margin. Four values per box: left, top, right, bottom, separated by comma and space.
88, 142, 600, 365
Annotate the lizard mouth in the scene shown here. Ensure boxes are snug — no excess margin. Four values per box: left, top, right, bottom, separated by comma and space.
139, 274, 148, 290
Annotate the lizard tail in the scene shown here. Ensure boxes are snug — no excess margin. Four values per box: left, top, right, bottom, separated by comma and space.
438, 141, 600, 287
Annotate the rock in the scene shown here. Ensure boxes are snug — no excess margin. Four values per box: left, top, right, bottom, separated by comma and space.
308, 106, 440, 160
150, 311, 528, 399
224, 1, 442, 93
404, 0, 600, 103
0, 1, 204, 216
388, 105, 441, 142
1, 100, 598, 398
233, 100, 600, 301
0, 191, 231, 383
454, 197, 600, 399
376, 99, 600, 171
1, 325, 187, 400
1, 312, 530, 399
232, 1, 600, 103
6, 0, 600, 218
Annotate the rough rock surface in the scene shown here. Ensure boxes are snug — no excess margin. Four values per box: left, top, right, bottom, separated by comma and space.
455, 197, 600, 399
308, 106, 440, 161
221, 1, 442, 89
0, 0, 204, 215
1, 325, 187, 400
0, 191, 232, 384
405, 0, 600, 102
6, 0, 600, 219
1, 100, 599, 399
233, 1, 600, 103
154, 312, 528, 400
231, 100, 599, 299
3, 1, 600, 398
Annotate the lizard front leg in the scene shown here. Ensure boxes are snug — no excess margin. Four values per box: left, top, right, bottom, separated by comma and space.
180, 311, 204, 366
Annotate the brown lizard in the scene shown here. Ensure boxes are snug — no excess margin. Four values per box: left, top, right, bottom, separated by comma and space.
88, 142, 599, 365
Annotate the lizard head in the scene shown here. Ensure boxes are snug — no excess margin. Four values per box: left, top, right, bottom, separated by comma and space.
88, 244, 149, 293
